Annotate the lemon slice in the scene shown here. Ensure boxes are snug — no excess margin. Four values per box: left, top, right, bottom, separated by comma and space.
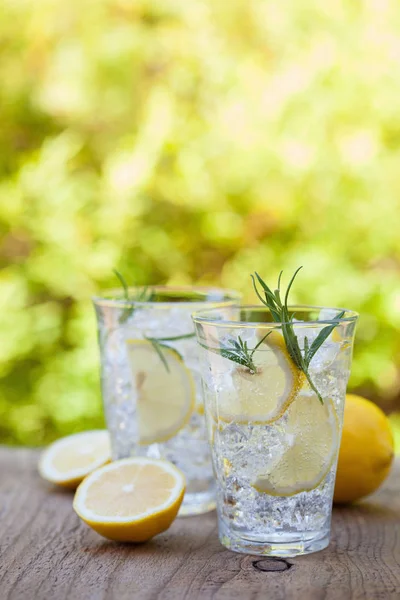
253, 393, 339, 496
73, 457, 185, 542
38, 430, 111, 488
127, 340, 195, 445
214, 330, 303, 424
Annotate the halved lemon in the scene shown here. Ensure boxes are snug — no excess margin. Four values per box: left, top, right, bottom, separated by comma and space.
214, 330, 303, 424
73, 457, 185, 542
38, 430, 111, 489
253, 393, 339, 496
127, 340, 195, 445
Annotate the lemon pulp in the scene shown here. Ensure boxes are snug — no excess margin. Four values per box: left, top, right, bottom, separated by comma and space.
73, 457, 185, 542
38, 430, 111, 488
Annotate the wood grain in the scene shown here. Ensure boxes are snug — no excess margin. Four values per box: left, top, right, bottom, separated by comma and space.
0, 447, 399, 600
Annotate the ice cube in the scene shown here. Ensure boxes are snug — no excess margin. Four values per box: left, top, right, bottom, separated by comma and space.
308, 340, 340, 372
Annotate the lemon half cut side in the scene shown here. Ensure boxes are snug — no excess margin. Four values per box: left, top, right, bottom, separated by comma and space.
73, 457, 185, 542
38, 430, 111, 488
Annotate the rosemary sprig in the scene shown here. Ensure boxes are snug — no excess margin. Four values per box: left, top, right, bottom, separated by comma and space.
199, 332, 272, 373
113, 270, 195, 373
144, 332, 195, 373
113, 269, 153, 323
251, 268, 345, 403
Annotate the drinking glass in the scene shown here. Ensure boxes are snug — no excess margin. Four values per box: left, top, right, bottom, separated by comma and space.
93, 286, 240, 516
192, 305, 358, 555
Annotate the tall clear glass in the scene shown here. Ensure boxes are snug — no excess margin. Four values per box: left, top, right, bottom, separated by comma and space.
193, 305, 358, 555
93, 287, 240, 516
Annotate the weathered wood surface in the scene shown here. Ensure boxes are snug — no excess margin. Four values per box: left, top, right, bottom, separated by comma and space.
0, 447, 399, 600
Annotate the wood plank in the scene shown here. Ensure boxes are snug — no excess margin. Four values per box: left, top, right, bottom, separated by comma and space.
0, 447, 399, 600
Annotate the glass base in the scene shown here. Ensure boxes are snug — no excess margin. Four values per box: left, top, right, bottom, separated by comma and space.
219, 523, 330, 557
178, 490, 216, 516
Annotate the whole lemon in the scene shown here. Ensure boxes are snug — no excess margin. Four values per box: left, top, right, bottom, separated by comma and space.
334, 394, 394, 504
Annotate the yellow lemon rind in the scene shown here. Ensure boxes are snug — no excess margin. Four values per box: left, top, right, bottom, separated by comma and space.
38, 430, 111, 489
73, 458, 186, 542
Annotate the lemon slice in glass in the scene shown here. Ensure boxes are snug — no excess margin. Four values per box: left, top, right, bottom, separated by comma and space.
252, 393, 339, 496
214, 330, 303, 424
73, 457, 185, 542
127, 340, 195, 445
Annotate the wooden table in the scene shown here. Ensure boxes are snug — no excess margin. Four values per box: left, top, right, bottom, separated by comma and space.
1, 447, 399, 600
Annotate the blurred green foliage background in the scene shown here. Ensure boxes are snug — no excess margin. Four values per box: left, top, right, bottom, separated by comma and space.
1, 0, 400, 448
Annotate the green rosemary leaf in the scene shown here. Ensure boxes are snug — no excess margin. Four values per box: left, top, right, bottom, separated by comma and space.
198, 332, 274, 373
280, 305, 303, 368
112, 269, 191, 371
233, 338, 244, 352
220, 348, 255, 369
113, 269, 129, 300
147, 338, 170, 373
254, 272, 279, 308
138, 286, 154, 302
251, 274, 268, 306
251, 275, 281, 322
284, 266, 303, 307
119, 309, 134, 324
305, 310, 345, 366
251, 267, 344, 404
277, 270, 283, 290
198, 341, 256, 371
303, 368, 324, 403
150, 333, 195, 342
281, 322, 302, 367
274, 288, 282, 307
156, 341, 183, 362
144, 332, 193, 373
250, 331, 272, 358
113, 270, 154, 324
304, 336, 310, 358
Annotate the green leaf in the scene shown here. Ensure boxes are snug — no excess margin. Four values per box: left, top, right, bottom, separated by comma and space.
220, 348, 255, 369
305, 310, 346, 366
251, 267, 330, 403
250, 331, 272, 358
304, 336, 310, 358
303, 368, 324, 404
113, 269, 129, 300
254, 272, 279, 308
283, 266, 303, 307
156, 341, 183, 362
147, 338, 170, 372
113, 270, 155, 324
197, 332, 273, 373
144, 332, 192, 373
151, 332, 195, 342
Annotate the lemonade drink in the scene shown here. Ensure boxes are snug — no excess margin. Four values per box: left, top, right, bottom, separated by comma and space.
93, 286, 240, 516
193, 297, 358, 555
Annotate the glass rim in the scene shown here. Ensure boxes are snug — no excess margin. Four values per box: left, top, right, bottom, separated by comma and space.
192, 304, 359, 329
92, 285, 241, 309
